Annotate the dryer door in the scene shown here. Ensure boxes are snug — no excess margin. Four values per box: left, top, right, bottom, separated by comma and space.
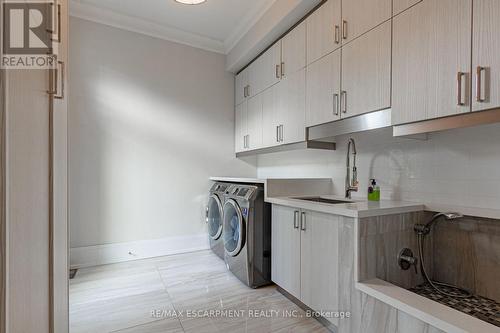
223, 199, 245, 257
206, 194, 223, 240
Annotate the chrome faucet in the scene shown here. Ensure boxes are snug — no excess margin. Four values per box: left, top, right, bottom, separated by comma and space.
345, 138, 359, 199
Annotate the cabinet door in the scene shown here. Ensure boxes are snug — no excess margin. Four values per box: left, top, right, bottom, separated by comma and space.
300, 211, 339, 326
280, 68, 306, 144
247, 94, 263, 150
271, 205, 301, 299
342, 0, 391, 44
341, 21, 391, 118
235, 102, 247, 153
235, 68, 248, 106
306, 0, 341, 65
392, 0, 472, 125
393, 0, 422, 16
249, 42, 281, 97
262, 85, 281, 148
472, 0, 500, 112
306, 49, 341, 127
281, 21, 306, 77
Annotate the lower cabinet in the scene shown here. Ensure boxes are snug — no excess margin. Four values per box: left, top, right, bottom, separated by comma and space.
271, 205, 340, 325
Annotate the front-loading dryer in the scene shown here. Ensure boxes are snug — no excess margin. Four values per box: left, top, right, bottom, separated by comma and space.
206, 182, 230, 260
222, 184, 271, 288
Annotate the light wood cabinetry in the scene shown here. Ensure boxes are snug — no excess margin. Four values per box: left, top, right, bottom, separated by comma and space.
248, 42, 281, 98
1, 1, 69, 332
271, 205, 301, 298
306, 0, 341, 66
281, 21, 306, 77
235, 68, 249, 106
279, 68, 306, 144
306, 49, 341, 127
247, 94, 263, 150
300, 211, 339, 326
341, 21, 391, 118
472, 0, 500, 112
393, 0, 422, 16
235, 102, 247, 153
392, 0, 472, 125
262, 85, 281, 148
341, 0, 392, 44
272, 205, 339, 324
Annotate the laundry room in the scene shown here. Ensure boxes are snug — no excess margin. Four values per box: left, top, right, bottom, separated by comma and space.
2, 1, 500, 333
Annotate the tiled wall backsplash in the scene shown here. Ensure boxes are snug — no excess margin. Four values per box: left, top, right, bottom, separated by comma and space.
257, 123, 500, 211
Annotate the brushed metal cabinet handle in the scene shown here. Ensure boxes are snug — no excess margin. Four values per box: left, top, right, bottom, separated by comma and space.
300, 212, 306, 231
342, 20, 348, 40
276, 126, 280, 143
54, 61, 65, 100
276, 64, 280, 79
457, 72, 466, 106
334, 25, 340, 44
333, 93, 339, 115
341, 91, 347, 114
293, 211, 300, 229
47, 3, 61, 43
476, 66, 486, 103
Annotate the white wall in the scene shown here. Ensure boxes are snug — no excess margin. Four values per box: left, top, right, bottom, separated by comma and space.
258, 123, 500, 211
69, 18, 257, 252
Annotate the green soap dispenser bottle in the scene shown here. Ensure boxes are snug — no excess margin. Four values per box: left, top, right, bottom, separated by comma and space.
368, 179, 380, 201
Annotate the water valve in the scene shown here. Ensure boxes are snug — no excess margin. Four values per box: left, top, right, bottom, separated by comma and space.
398, 248, 418, 274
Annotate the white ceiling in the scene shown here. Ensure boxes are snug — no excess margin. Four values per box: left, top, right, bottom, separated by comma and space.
70, 0, 278, 54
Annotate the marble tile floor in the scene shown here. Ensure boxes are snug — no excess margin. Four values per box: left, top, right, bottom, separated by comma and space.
70, 250, 330, 333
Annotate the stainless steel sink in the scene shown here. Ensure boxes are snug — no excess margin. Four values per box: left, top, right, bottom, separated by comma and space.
293, 197, 351, 205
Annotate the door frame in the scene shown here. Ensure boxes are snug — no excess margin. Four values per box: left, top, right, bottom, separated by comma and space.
1, 60, 7, 333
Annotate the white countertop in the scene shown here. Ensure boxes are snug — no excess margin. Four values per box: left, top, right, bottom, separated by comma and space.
209, 177, 266, 184
266, 195, 424, 218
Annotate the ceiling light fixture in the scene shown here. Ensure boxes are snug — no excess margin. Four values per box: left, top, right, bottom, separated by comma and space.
174, 0, 207, 4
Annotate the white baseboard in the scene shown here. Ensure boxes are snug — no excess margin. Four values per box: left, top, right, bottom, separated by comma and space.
70, 234, 210, 269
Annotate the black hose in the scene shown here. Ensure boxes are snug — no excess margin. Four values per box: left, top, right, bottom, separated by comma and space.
417, 234, 472, 298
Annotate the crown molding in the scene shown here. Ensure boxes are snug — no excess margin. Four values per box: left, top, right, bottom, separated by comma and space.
69, 0, 226, 54
223, 0, 279, 54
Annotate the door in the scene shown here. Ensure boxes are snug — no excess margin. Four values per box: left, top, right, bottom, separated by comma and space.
262, 85, 281, 148
300, 211, 340, 326
223, 199, 245, 257
306, 49, 341, 127
472, 0, 500, 112
235, 68, 249, 106
248, 41, 281, 98
247, 93, 263, 150
279, 68, 306, 144
235, 102, 247, 153
206, 195, 223, 240
341, 21, 391, 118
271, 205, 301, 298
392, 0, 472, 125
281, 21, 306, 78
306, 0, 342, 65
341, 0, 391, 44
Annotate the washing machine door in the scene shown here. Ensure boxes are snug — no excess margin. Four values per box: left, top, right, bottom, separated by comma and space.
206, 194, 223, 240
223, 199, 245, 257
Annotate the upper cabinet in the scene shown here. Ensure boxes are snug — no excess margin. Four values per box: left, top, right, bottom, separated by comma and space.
279, 68, 307, 144
235, 68, 249, 106
472, 0, 500, 112
248, 42, 281, 98
306, 49, 341, 127
281, 22, 306, 78
341, 0, 392, 44
341, 21, 391, 118
392, 0, 472, 125
393, 0, 422, 16
306, 0, 341, 65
